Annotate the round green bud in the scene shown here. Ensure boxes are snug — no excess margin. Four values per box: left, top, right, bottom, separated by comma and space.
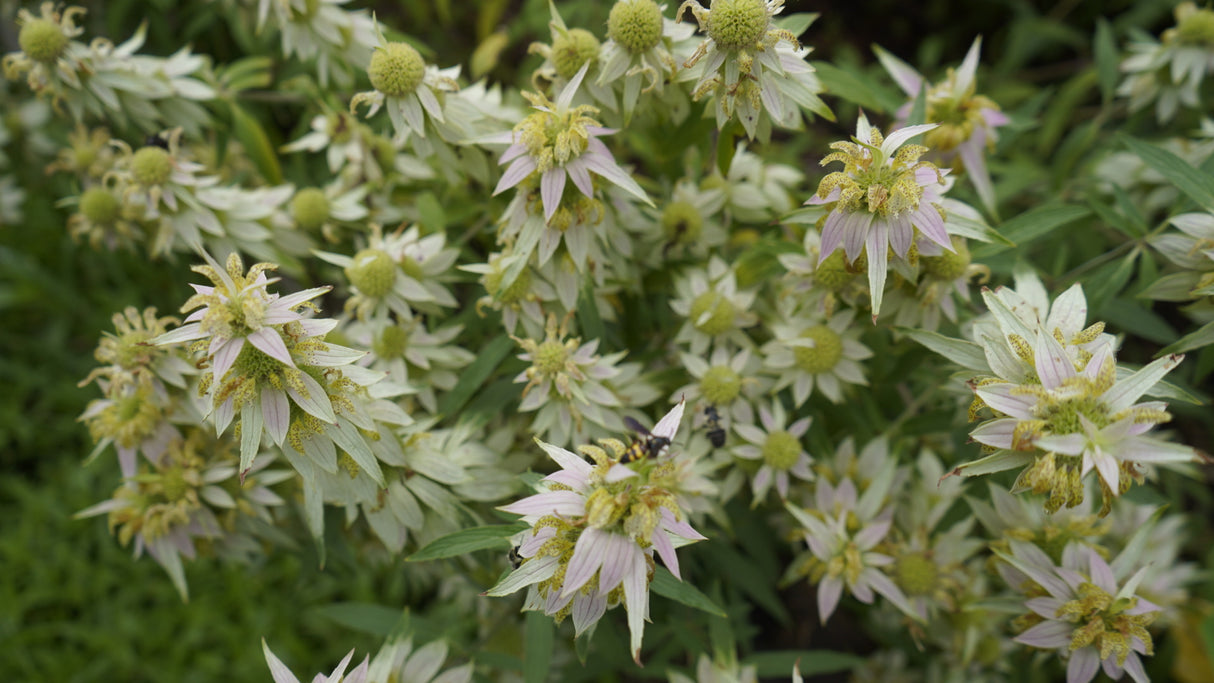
894, 551, 938, 596
1175, 6, 1214, 46
373, 325, 409, 359
689, 290, 737, 335
534, 340, 569, 375
793, 325, 843, 374
368, 43, 426, 97
921, 236, 971, 281
162, 466, 190, 503
131, 147, 172, 187
705, 0, 769, 52
552, 28, 600, 80
608, 0, 664, 54
346, 248, 396, 298
79, 187, 120, 225
291, 188, 331, 231
19, 18, 68, 63
485, 265, 532, 304
814, 249, 855, 290
761, 429, 801, 470
700, 365, 741, 405
662, 200, 703, 246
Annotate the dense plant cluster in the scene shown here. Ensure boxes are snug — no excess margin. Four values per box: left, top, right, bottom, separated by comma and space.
4, 0, 1214, 681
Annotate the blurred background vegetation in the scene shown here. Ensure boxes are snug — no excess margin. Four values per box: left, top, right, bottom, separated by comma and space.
2, 0, 1211, 680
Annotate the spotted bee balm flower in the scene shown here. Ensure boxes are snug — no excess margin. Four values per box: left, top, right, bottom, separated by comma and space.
807, 113, 952, 320
486, 400, 706, 665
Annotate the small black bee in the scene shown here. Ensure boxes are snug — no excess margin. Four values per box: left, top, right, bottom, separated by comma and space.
703, 404, 726, 448
620, 416, 672, 464
143, 132, 169, 150
508, 545, 523, 569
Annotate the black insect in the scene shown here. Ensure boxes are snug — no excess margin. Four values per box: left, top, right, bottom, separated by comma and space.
620, 416, 672, 464
508, 545, 523, 569
143, 132, 169, 149
703, 404, 726, 448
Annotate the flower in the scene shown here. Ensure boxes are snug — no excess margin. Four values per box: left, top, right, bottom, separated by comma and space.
489, 63, 651, 244
1002, 541, 1160, 683
786, 502, 918, 624
263, 634, 472, 683
512, 313, 635, 445
350, 24, 461, 149
731, 400, 813, 501
875, 37, 1009, 213
1118, 2, 1214, 123
968, 333, 1192, 515
807, 113, 952, 319
598, 0, 699, 123
678, 0, 832, 138
289, 182, 369, 243
1143, 210, 1214, 303
463, 253, 558, 337
760, 303, 871, 405
671, 346, 764, 437
670, 256, 759, 355
254, 0, 376, 89
487, 400, 706, 665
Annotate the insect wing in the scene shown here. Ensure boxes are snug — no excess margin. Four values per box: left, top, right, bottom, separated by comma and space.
623, 416, 652, 435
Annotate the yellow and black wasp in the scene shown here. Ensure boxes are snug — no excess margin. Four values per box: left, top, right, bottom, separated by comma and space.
620, 416, 672, 464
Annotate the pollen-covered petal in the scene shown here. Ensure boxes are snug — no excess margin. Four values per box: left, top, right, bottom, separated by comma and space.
261, 386, 291, 446
562, 527, 612, 598
1101, 354, 1184, 412
621, 545, 649, 665
484, 555, 560, 596
970, 418, 1017, 449
247, 327, 297, 369
210, 336, 245, 383
817, 576, 844, 623
499, 490, 586, 517
1014, 619, 1074, 650
540, 169, 567, 220
1066, 648, 1101, 683
493, 156, 537, 196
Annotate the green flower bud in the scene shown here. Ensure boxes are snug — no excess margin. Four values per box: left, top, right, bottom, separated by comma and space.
662, 200, 703, 246
814, 249, 856, 291
368, 43, 426, 97
705, 0, 768, 52
534, 340, 570, 375
19, 18, 68, 63
552, 28, 600, 80
762, 430, 800, 470
79, 187, 120, 225
485, 265, 533, 304
346, 249, 396, 298
608, 0, 664, 54
689, 290, 736, 335
131, 147, 173, 187
291, 188, 331, 231
921, 236, 971, 281
700, 365, 741, 405
793, 325, 842, 374
894, 551, 938, 596
373, 325, 409, 359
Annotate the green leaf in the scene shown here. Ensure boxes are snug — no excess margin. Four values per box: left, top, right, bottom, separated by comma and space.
437, 334, 515, 417
416, 192, 447, 232
1093, 19, 1120, 105
228, 103, 283, 185
1121, 135, 1214, 212
1100, 298, 1177, 346
311, 602, 403, 637
523, 612, 554, 683
1086, 250, 1139, 311
1159, 319, 1214, 356
746, 650, 864, 677
899, 328, 989, 371
906, 82, 927, 127
407, 523, 527, 562
774, 12, 818, 37
811, 61, 900, 113
716, 126, 739, 176
577, 280, 606, 342
1201, 613, 1214, 669
1085, 189, 1144, 238
973, 204, 1090, 258
651, 566, 726, 617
